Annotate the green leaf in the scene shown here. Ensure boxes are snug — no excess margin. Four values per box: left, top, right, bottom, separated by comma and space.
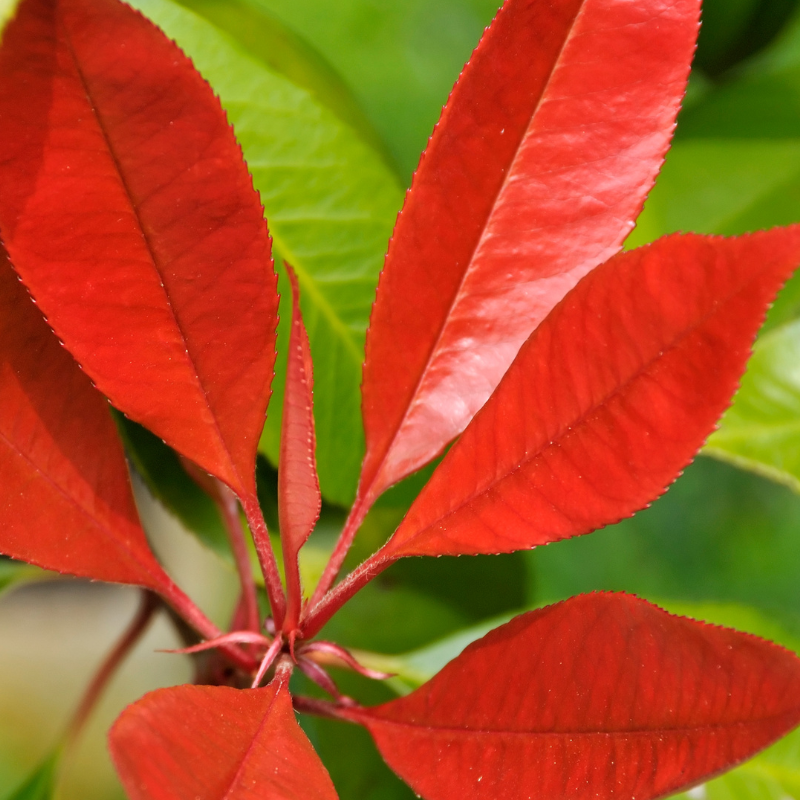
319, 578, 467, 655
706, 320, 800, 492
692, 0, 761, 75
527, 457, 800, 620
295, 671, 415, 800
129, 0, 405, 505
171, 0, 398, 175
5, 751, 60, 800
0, 0, 19, 33
354, 610, 519, 695
627, 139, 800, 243
308, 717, 415, 800
0, 559, 48, 598
248, 0, 504, 181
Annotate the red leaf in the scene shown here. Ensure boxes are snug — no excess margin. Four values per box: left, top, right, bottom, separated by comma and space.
383, 230, 800, 559
345, 593, 800, 800
0, 0, 278, 501
280, 264, 321, 631
0, 247, 169, 589
358, 0, 700, 507
110, 671, 338, 800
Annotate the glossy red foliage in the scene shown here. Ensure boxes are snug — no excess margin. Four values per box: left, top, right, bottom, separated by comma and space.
383, 230, 800, 559
359, 0, 701, 508
0, 0, 278, 500
3, 0, 800, 795
0, 247, 170, 589
279, 265, 321, 631
346, 593, 800, 800
110, 669, 338, 800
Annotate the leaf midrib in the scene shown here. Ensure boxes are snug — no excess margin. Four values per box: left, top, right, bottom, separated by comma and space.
397, 250, 771, 546
367, 0, 589, 491
271, 229, 363, 365
712, 419, 800, 437
59, 13, 238, 484
0, 426, 166, 589
364, 710, 798, 738
219, 685, 281, 800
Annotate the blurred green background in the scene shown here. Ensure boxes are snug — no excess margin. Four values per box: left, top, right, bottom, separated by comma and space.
4, 0, 800, 797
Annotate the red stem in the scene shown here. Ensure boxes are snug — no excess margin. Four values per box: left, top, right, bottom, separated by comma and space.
161, 631, 272, 655
65, 591, 157, 749
307, 491, 372, 611
251, 635, 285, 688
158, 577, 256, 672
301, 548, 394, 639
282, 550, 303, 634
292, 693, 350, 720
243, 496, 287, 628
299, 640, 394, 680
297, 657, 353, 704
216, 481, 260, 633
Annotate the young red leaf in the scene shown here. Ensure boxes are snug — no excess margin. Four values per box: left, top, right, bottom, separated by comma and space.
302, 228, 800, 636
384, 229, 800, 559
0, 0, 278, 503
0, 247, 170, 590
110, 669, 338, 800
358, 0, 701, 508
279, 264, 321, 632
345, 593, 800, 800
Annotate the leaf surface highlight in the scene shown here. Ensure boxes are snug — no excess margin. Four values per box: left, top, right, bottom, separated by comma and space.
359, 0, 701, 507
384, 230, 800, 558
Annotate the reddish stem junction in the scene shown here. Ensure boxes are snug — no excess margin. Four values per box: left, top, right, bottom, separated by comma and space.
149, 473, 393, 705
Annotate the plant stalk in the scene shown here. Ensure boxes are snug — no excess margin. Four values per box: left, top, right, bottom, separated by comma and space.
215, 481, 260, 633
243, 496, 287, 628
301, 547, 394, 639
158, 577, 256, 672
64, 590, 157, 750
307, 491, 372, 611
292, 693, 349, 720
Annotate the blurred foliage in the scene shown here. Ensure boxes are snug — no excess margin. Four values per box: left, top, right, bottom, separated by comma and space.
5, 752, 60, 800
528, 458, 800, 629
707, 320, 800, 491
0, 560, 47, 600
694, 0, 799, 76
173, 0, 398, 173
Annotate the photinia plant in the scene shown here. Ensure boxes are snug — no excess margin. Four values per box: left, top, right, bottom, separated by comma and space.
1, 0, 800, 797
